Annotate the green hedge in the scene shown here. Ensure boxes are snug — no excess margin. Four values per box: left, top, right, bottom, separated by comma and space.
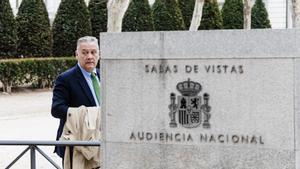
52, 0, 92, 57
222, 0, 243, 29
88, 0, 107, 39
0, 0, 17, 58
0, 57, 77, 93
16, 0, 52, 57
152, 0, 186, 31
199, 0, 223, 30
178, 0, 195, 29
251, 0, 271, 28
122, 0, 154, 32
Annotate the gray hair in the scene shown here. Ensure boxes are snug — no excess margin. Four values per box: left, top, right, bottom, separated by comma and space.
76, 36, 99, 50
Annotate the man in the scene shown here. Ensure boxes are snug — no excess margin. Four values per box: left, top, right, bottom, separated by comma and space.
51, 36, 101, 158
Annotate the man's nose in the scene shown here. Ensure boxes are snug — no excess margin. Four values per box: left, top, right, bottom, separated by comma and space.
87, 52, 94, 58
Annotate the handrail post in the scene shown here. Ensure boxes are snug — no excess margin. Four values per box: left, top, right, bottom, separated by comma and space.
5, 146, 31, 169
35, 146, 62, 169
30, 145, 36, 169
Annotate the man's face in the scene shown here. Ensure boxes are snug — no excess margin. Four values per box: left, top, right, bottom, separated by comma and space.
76, 42, 100, 72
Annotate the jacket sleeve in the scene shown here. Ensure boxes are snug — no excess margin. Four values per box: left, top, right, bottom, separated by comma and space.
51, 74, 70, 120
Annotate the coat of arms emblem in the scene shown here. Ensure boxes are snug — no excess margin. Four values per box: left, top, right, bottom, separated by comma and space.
169, 78, 211, 129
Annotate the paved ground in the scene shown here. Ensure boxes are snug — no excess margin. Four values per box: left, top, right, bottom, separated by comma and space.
0, 90, 62, 168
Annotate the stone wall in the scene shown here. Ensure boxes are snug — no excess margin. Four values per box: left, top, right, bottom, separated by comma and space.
100, 29, 300, 169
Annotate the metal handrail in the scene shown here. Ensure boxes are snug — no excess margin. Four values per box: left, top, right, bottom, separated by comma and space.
0, 140, 101, 146
0, 140, 101, 169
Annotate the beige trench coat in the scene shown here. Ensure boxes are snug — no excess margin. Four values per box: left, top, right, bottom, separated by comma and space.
60, 106, 101, 169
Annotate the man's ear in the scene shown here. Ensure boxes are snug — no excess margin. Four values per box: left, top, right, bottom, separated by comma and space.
75, 50, 78, 58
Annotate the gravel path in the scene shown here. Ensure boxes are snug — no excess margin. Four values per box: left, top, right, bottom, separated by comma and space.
0, 90, 62, 168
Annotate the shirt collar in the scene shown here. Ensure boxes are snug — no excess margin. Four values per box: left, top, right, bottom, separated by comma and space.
77, 63, 97, 77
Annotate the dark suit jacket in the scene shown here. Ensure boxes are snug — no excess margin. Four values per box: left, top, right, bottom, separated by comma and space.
51, 64, 100, 157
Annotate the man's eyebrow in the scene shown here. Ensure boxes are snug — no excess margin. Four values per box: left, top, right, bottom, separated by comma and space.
82, 49, 98, 52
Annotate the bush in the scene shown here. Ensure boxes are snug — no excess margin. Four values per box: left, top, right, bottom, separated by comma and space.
0, 57, 77, 93
152, 0, 185, 31
16, 0, 51, 57
52, 0, 92, 57
199, 0, 223, 30
178, 0, 195, 29
0, 0, 17, 58
88, 0, 107, 39
122, 0, 154, 31
221, 0, 243, 29
251, 0, 271, 28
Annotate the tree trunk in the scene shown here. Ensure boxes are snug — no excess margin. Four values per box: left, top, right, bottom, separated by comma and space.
189, 0, 205, 31
243, 0, 252, 29
2, 80, 12, 94
107, 0, 131, 32
292, 0, 300, 28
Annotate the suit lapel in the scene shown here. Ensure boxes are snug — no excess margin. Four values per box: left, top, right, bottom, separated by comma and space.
75, 65, 96, 106
96, 69, 100, 80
